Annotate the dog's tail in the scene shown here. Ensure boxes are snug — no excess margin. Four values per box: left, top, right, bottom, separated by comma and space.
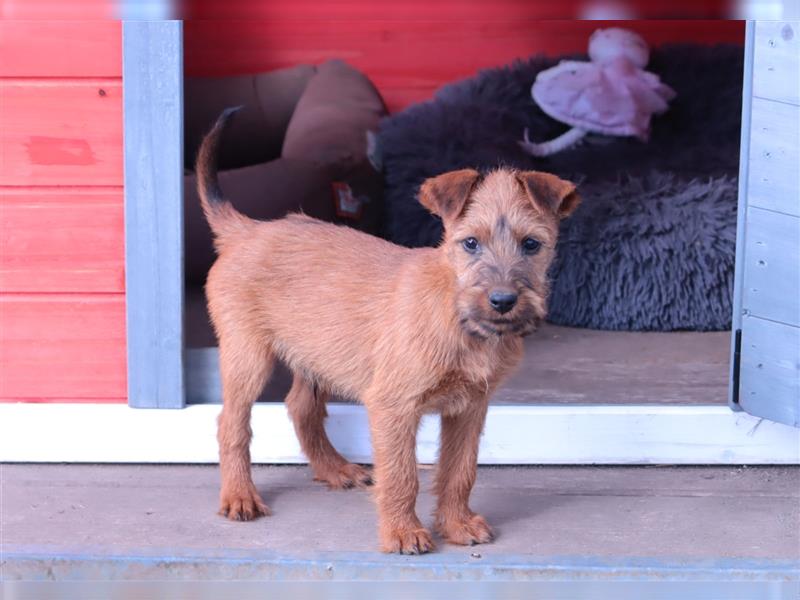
196, 106, 252, 249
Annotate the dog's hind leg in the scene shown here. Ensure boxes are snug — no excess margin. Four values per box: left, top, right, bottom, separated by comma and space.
217, 336, 273, 521
285, 373, 372, 490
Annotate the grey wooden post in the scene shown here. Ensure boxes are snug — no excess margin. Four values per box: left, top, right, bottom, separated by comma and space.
731, 20, 800, 427
123, 21, 185, 408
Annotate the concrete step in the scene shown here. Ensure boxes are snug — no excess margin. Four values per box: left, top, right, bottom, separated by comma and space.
2, 465, 798, 585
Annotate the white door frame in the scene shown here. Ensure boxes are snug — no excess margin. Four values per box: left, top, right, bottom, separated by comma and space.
1, 402, 798, 464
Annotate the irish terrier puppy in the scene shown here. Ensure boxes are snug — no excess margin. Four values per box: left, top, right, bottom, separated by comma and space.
197, 107, 580, 554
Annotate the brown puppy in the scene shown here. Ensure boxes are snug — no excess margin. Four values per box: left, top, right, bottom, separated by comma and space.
198, 107, 580, 554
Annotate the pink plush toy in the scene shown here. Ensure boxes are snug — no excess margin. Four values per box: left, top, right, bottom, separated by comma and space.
519, 28, 677, 156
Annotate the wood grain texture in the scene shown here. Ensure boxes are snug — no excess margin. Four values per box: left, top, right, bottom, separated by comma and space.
0, 21, 121, 77
742, 206, 800, 328
0, 294, 126, 401
0, 19, 126, 404
734, 23, 800, 428
3, 403, 797, 464
740, 314, 800, 427
187, 328, 731, 405
123, 21, 185, 408
0, 81, 123, 186
0, 0, 114, 19
0, 190, 124, 293
747, 97, 800, 217
183, 0, 733, 21
183, 19, 744, 112
185, 284, 730, 407
753, 20, 800, 106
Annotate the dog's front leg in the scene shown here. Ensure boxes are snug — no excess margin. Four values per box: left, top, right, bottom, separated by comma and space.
433, 397, 494, 545
368, 407, 434, 554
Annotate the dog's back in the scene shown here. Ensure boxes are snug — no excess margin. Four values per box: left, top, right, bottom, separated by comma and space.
196, 110, 448, 398
206, 213, 455, 398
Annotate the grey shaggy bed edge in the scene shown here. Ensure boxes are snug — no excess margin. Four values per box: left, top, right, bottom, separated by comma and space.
548, 173, 737, 331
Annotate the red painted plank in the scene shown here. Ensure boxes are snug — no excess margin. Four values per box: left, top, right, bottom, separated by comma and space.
185, 0, 575, 19
0, 190, 124, 293
184, 20, 744, 111
184, 0, 732, 20
0, 294, 126, 401
0, 21, 121, 77
0, 0, 115, 19
0, 15, 126, 404
0, 397, 124, 403
0, 80, 123, 186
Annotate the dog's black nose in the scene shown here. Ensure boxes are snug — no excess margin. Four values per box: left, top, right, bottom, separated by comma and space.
489, 291, 518, 314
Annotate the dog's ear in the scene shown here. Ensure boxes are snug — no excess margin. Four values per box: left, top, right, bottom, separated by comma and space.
419, 169, 482, 225
516, 171, 581, 219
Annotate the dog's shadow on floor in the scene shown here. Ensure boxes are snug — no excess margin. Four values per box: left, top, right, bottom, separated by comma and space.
470, 485, 583, 540
253, 468, 310, 506
254, 465, 375, 508
252, 467, 581, 548
250, 469, 581, 553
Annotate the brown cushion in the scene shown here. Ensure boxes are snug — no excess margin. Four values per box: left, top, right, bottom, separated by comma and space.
184, 65, 316, 171
184, 158, 336, 284
282, 60, 387, 171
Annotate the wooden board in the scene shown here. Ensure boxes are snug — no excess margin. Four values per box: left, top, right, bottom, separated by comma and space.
732, 22, 800, 427
729, 20, 755, 410
0, 21, 121, 77
747, 97, 800, 217
0, 0, 114, 19
123, 21, 185, 409
0, 19, 127, 405
0, 81, 123, 186
190, 328, 731, 406
2, 403, 797, 464
184, 0, 735, 20
742, 206, 800, 328
753, 21, 800, 106
184, 19, 744, 112
185, 287, 731, 406
0, 190, 124, 293
0, 294, 126, 401
740, 315, 800, 427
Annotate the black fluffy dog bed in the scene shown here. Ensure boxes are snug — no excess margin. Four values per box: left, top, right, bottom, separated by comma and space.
377, 44, 742, 331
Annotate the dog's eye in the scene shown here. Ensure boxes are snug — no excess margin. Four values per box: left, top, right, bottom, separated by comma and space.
522, 238, 541, 254
462, 237, 480, 253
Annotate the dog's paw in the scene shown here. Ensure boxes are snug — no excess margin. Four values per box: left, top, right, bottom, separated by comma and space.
219, 486, 270, 521
436, 513, 494, 546
314, 462, 373, 490
381, 525, 435, 555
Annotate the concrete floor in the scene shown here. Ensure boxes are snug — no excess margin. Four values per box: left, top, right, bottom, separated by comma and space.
2, 464, 798, 581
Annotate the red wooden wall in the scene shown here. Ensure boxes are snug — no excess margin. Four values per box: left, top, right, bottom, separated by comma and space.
184, 4, 744, 112
0, 21, 127, 403
0, 4, 743, 405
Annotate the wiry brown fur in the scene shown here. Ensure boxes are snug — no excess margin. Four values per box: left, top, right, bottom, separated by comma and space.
198, 109, 580, 554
